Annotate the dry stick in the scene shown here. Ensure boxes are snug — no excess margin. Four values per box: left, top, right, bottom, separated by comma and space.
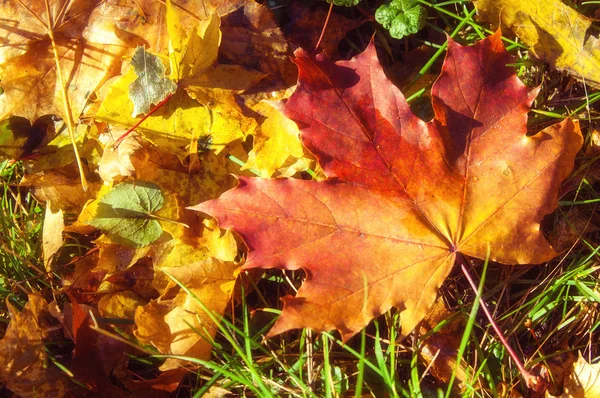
112, 93, 174, 148
315, 2, 334, 51
460, 261, 545, 392
44, 0, 88, 191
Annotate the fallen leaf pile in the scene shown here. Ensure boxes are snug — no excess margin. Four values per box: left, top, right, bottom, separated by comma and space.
0, 0, 596, 395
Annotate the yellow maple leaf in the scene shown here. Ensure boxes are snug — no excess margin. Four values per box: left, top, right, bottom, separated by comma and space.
244, 101, 310, 178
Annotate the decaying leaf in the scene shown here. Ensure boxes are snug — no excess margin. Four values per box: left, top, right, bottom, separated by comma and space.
418, 298, 484, 393
98, 132, 150, 182
20, 163, 101, 213
87, 181, 165, 248
472, 0, 600, 88
129, 47, 177, 117
0, 294, 70, 397
66, 294, 127, 393
192, 32, 583, 340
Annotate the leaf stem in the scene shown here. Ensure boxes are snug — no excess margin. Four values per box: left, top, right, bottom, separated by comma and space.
113, 92, 174, 148
315, 3, 334, 52
459, 256, 545, 392
148, 213, 189, 228
44, 0, 88, 191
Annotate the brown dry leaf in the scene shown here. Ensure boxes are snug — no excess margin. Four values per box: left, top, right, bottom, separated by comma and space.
20, 164, 101, 213
204, 385, 234, 397
548, 353, 600, 397
42, 202, 64, 271
286, 2, 365, 57
209, 0, 297, 93
119, 368, 187, 396
98, 132, 150, 183
419, 298, 484, 393
134, 301, 172, 353
66, 295, 127, 393
0, 294, 71, 397
548, 207, 598, 252
94, 235, 158, 273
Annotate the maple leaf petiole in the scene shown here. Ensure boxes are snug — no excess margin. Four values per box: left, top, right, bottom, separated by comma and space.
459, 256, 546, 393
113, 93, 175, 148
314, 2, 333, 51
44, 0, 88, 191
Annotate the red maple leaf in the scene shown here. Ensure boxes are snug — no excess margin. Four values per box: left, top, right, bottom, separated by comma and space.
191, 32, 582, 340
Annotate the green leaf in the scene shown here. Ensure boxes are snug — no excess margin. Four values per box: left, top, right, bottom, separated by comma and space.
87, 182, 164, 248
128, 47, 177, 117
375, 0, 427, 39
326, 0, 360, 6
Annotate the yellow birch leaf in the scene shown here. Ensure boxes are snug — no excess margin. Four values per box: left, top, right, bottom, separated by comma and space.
472, 0, 600, 88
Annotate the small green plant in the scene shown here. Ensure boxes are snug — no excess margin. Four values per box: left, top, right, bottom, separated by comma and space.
326, 0, 361, 6
323, 0, 427, 40
376, 0, 428, 39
